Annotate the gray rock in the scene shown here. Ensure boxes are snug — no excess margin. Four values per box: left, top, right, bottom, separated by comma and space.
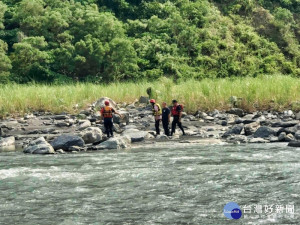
68, 146, 84, 152
51, 135, 85, 151
284, 110, 294, 117
221, 120, 227, 126
242, 114, 254, 120
80, 127, 102, 144
244, 122, 260, 136
226, 114, 236, 124
256, 115, 266, 122
122, 130, 152, 142
295, 131, 300, 140
52, 115, 69, 120
139, 96, 149, 104
227, 108, 244, 117
185, 115, 196, 121
55, 122, 70, 127
198, 112, 207, 119
271, 121, 299, 128
204, 116, 215, 121
24, 137, 55, 154
211, 109, 219, 116
94, 97, 117, 109
78, 120, 91, 130
277, 124, 300, 135
269, 136, 279, 142
278, 132, 287, 142
288, 141, 300, 147
56, 149, 65, 154
79, 110, 90, 116
253, 126, 276, 138
95, 136, 131, 150
235, 117, 243, 124
156, 134, 169, 140
222, 124, 244, 138
181, 112, 187, 118
0, 136, 15, 147
24, 114, 36, 119
285, 133, 294, 142
249, 138, 270, 143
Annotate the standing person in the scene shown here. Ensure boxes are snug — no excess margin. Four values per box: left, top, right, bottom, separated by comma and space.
171, 99, 185, 136
100, 100, 121, 138
162, 102, 171, 136
150, 99, 162, 135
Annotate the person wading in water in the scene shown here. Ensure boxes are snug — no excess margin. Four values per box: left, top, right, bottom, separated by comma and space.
100, 100, 122, 138
150, 99, 162, 135
171, 99, 185, 136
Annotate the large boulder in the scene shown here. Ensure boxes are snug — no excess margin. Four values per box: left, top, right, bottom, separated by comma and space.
24, 137, 55, 154
95, 136, 131, 150
80, 127, 102, 144
288, 141, 300, 147
94, 97, 117, 109
122, 129, 152, 142
222, 124, 244, 138
51, 135, 84, 151
244, 122, 260, 136
0, 136, 15, 147
253, 126, 276, 138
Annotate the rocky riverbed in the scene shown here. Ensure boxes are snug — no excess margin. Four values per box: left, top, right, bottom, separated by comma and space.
0, 97, 300, 154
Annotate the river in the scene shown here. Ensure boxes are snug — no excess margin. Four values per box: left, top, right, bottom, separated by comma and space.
0, 143, 299, 224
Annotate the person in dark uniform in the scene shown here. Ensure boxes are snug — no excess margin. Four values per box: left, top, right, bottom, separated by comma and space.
171, 99, 185, 136
162, 102, 171, 136
100, 100, 121, 138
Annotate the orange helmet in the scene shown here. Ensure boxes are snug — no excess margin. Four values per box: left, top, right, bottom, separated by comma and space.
150, 99, 156, 103
104, 100, 109, 106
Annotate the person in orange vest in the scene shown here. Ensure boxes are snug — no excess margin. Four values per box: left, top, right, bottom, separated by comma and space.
150, 99, 162, 135
171, 99, 185, 136
100, 100, 121, 138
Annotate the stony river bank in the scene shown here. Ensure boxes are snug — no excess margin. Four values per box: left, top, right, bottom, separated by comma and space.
0, 97, 300, 154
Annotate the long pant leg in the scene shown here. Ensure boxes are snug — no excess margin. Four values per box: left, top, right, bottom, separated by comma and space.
162, 120, 169, 136
155, 119, 160, 135
104, 119, 110, 137
171, 117, 178, 135
108, 120, 113, 136
178, 121, 185, 134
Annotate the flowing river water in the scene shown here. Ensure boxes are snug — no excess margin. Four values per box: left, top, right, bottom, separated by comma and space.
0, 143, 299, 224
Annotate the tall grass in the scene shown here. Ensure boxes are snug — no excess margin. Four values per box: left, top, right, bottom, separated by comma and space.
0, 75, 299, 117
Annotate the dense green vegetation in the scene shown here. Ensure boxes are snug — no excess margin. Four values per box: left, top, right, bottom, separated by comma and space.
0, 0, 299, 83
0, 75, 299, 117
